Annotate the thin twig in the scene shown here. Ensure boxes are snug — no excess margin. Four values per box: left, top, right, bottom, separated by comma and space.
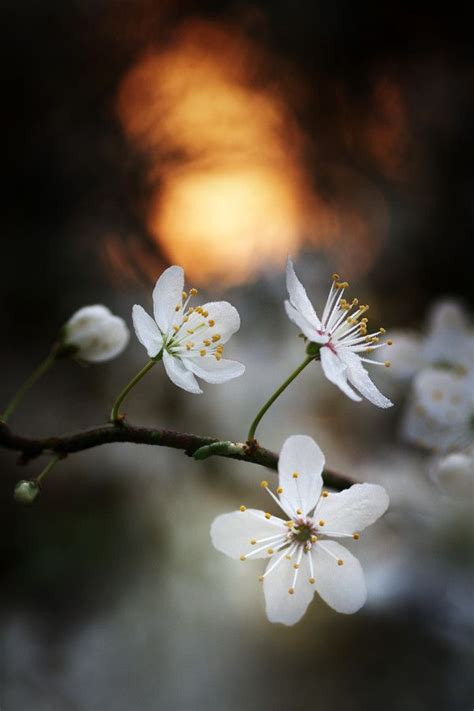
0, 421, 353, 490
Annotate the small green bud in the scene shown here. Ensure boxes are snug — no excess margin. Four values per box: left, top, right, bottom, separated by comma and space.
306, 341, 321, 358
14, 480, 40, 504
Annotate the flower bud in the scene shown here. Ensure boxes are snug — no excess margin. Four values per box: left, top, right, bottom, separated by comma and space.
14, 480, 39, 504
62, 305, 129, 363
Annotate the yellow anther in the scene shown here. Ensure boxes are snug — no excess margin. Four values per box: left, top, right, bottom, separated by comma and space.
372, 337, 379, 343
352, 298, 359, 306
293, 563, 299, 570
264, 513, 271, 520
292, 472, 299, 479
309, 577, 315, 584
240, 555, 246, 561
195, 307, 203, 314
183, 316, 189, 323
258, 575, 264, 582
260, 480, 269, 488
187, 329, 195, 335
353, 532, 360, 540
208, 319, 215, 327
322, 491, 329, 498
296, 508, 302, 515
286, 521, 294, 528
310, 535, 317, 543
277, 487, 284, 494
288, 587, 295, 595
366, 347, 374, 353
267, 548, 274, 555
250, 539, 257, 545
318, 520, 325, 527
215, 353, 222, 361
332, 273, 340, 281
175, 305, 180, 312
387, 339, 393, 346
173, 325, 179, 332
379, 327, 386, 334
285, 555, 292, 560
239, 505, 246, 512
186, 343, 194, 351
216, 345, 224, 353
200, 349, 206, 357
201, 310, 208, 318
189, 288, 198, 297
361, 317, 368, 323
203, 339, 211, 346
182, 291, 187, 300
384, 361, 391, 368
211, 334, 221, 342
337, 559, 344, 566
188, 307, 194, 314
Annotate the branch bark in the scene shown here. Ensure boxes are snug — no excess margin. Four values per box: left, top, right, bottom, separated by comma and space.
0, 421, 353, 490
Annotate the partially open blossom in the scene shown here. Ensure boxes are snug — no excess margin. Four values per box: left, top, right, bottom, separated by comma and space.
429, 449, 474, 499
63, 305, 129, 363
211, 435, 389, 625
285, 258, 393, 408
402, 367, 474, 452
132, 265, 245, 394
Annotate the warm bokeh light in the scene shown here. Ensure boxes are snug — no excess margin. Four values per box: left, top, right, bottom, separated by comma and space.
115, 19, 405, 286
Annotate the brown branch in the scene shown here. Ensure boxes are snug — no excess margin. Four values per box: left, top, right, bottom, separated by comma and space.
0, 421, 353, 490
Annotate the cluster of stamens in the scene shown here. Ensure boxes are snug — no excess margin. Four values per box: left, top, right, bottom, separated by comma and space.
167, 287, 224, 361
238, 478, 361, 596
320, 274, 393, 368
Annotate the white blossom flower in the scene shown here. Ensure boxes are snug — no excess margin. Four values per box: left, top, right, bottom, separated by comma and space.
284, 258, 393, 408
211, 434, 389, 625
388, 300, 473, 381
63, 305, 129, 363
402, 367, 474, 452
132, 265, 245, 394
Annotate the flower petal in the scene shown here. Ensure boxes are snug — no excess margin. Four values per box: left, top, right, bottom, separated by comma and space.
284, 301, 327, 343
278, 435, 325, 515
316, 483, 389, 537
184, 356, 245, 384
132, 305, 163, 358
385, 331, 423, 381
339, 349, 392, 408
423, 300, 471, 368
286, 258, 322, 330
412, 368, 471, 426
263, 553, 315, 625
152, 265, 185, 334
195, 302, 241, 344
162, 349, 202, 393
312, 540, 366, 614
210, 510, 287, 559
320, 346, 362, 402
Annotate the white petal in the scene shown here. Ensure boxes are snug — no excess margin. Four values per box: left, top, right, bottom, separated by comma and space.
339, 349, 393, 408
162, 350, 202, 393
152, 265, 185, 334
278, 435, 325, 515
413, 368, 471, 426
284, 301, 327, 343
132, 305, 163, 358
210, 510, 287, 560
184, 356, 245, 384
386, 331, 424, 381
286, 258, 322, 330
196, 301, 241, 344
320, 346, 362, 402
316, 483, 389, 536
263, 553, 315, 625
312, 540, 366, 614
423, 300, 471, 367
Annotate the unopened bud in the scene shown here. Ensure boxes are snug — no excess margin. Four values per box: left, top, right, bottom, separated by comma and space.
14, 480, 39, 504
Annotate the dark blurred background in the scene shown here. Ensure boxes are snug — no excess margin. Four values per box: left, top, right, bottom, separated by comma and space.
1, 2, 473, 710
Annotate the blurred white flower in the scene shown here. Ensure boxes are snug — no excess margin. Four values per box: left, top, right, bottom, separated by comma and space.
64, 305, 129, 363
284, 258, 393, 408
132, 265, 245, 394
211, 434, 389, 625
402, 367, 474, 452
429, 449, 474, 499
389, 300, 473, 381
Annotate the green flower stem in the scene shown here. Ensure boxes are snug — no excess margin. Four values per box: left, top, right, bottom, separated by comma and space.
35, 454, 61, 485
247, 355, 315, 443
2, 351, 57, 423
110, 358, 158, 423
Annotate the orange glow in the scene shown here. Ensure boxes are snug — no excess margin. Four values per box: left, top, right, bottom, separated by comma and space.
115, 19, 395, 286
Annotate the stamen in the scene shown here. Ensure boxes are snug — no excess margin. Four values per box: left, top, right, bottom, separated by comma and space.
239, 506, 246, 512
208, 319, 215, 327
189, 288, 198, 296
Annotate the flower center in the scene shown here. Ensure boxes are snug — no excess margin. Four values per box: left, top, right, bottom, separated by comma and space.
291, 518, 318, 546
